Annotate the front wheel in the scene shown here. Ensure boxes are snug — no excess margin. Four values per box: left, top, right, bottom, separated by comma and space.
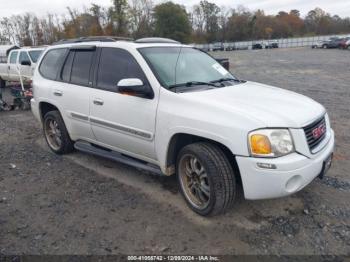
43, 111, 74, 154
177, 142, 236, 216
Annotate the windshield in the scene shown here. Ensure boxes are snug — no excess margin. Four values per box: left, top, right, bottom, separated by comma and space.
28, 50, 43, 63
139, 47, 235, 89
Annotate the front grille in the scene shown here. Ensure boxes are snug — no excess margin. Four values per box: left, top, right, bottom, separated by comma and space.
303, 116, 327, 152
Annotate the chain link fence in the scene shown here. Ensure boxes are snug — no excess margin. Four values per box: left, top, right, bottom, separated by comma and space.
195, 33, 350, 51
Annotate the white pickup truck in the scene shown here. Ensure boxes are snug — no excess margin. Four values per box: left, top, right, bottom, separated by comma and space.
31, 37, 335, 216
0, 47, 45, 88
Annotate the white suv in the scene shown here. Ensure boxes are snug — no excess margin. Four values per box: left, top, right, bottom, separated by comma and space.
31, 37, 335, 216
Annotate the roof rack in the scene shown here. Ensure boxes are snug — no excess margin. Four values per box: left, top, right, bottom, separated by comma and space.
52, 36, 134, 45
52, 36, 180, 46
22, 45, 49, 49
135, 37, 180, 44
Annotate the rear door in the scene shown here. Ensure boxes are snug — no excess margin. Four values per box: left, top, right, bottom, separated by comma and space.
52, 46, 96, 141
89, 47, 158, 160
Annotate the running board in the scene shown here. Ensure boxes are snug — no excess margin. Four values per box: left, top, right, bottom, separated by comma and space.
74, 141, 164, 176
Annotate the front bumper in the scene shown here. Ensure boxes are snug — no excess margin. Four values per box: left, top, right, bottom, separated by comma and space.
236, 129, 335, 200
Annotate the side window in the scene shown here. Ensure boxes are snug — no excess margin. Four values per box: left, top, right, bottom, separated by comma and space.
60, 51, 74, 83
9, 51, 18, 64
70, 50, 94, 86
39, 48, 67, 80
97, 48, 147, 92
19, 51, 30, 63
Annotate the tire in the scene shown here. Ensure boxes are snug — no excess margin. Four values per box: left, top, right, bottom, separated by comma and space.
0, 78, 5, 88
176, 142, 236, 216
323, 44, 328, 49
43, 111, 74, 154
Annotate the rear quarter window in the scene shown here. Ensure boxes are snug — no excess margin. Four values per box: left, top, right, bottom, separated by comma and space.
39, 48, 67, 80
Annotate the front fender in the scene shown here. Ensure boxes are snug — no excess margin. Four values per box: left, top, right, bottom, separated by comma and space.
156, 125, 249, 174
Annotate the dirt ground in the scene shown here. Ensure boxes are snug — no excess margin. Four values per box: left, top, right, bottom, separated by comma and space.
0, 47, 349, 256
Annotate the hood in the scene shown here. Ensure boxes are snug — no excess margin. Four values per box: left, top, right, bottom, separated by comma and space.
181, 81, 325, 128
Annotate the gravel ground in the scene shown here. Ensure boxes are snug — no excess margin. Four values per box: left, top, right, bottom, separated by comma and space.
0, 47, 349, 256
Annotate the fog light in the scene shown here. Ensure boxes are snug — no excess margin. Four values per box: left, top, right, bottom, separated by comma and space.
285, 175, 302, 193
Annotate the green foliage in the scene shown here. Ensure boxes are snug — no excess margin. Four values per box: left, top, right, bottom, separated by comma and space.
153, 2, 192, 43
112, 0, 129, 35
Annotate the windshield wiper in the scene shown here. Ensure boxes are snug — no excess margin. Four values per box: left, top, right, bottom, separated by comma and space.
169, 81, 218, 90
210, 78, 242, 84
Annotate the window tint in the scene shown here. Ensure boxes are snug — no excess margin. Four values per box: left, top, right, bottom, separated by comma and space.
97, 48, 146, 92
70, 51, 94, 86
60, 51, 74, 82
28, 50, 43, 63
39, 48, 67, 80
19, 51, 30, 63
9, 51, 18, 64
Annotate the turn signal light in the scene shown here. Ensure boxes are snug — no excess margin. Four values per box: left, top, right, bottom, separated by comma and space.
250, 134, 272, 155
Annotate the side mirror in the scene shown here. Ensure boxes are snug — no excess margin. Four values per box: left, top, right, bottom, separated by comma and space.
117, 78, 153, 99
21, 60, 31, 66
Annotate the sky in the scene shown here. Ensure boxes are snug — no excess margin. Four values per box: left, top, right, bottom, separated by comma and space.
0, 0, 349, 18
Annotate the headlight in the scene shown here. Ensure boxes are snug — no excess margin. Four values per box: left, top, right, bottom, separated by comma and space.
248, 129, 294, 157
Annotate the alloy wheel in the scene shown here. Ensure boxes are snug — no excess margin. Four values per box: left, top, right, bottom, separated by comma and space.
179, 154, 211, 210
44, 118, 62, 151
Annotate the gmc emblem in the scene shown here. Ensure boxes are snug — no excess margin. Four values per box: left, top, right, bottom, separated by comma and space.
312, 123, 326, 139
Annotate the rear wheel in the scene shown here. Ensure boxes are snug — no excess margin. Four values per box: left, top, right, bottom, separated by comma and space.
43, 111, 74, 154
323, 44, 328, 49
177, 142, 236, 216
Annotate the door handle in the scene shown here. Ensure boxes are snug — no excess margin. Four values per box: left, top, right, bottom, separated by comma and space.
93, 99, 104, 106
53, 90, 63, 96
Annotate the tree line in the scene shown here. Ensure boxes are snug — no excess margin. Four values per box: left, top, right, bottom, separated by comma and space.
1, 0, 350, 46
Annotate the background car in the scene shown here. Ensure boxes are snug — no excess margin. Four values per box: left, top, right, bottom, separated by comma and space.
199, 44, 210, 52
339, 37, 350, 49
252, 42, 263, 49
265, 40, 279, 49
0, 46, 45, 87
225, 44, 236, 51
321, 37, 344, 48
212, 42, 225, 51
345, 39, 350, 49
213, 42, 225, 52
311, 41, 324, 48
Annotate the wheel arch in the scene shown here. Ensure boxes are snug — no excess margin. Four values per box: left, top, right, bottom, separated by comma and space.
39, 101, 60, 122
165, 133, 242, 184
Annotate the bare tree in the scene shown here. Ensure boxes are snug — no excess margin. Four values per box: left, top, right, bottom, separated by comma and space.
129, 0, 154, 38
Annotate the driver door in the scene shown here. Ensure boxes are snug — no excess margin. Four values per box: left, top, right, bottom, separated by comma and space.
89, 47, 157, 160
